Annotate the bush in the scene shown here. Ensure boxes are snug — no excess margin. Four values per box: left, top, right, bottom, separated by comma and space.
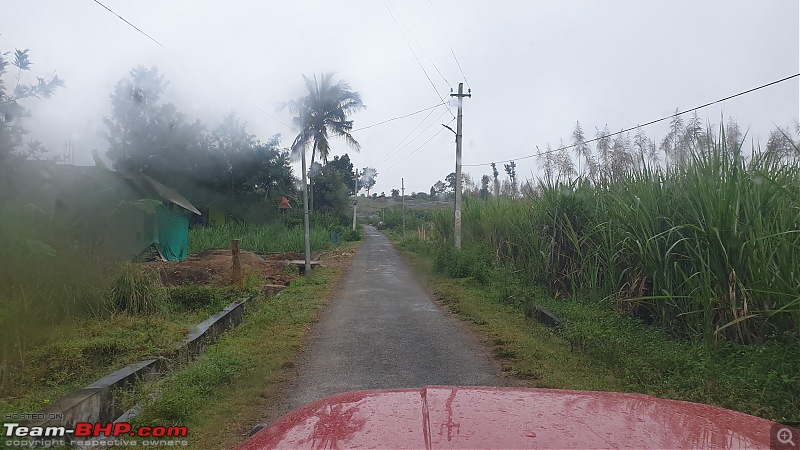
109, 262, 168, 315
342, 228, 363, 242
169, 284, 224, 310
434, 244, 494, 283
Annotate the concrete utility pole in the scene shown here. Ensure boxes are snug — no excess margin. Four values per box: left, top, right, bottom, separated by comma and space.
352, 169, 359, 231
451, 82, 471, 250
401, 177, 406, 239
301, 140, 311, 273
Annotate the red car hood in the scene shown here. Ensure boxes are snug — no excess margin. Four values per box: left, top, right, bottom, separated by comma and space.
237, 386, 788, 449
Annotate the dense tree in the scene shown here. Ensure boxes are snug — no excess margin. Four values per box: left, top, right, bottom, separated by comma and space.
445, 172, 457, 195
360, 166, 377, 196
479, 175, 491, 200
104, 67, 296, 221
326, 154, 357, 195
104, 66, 208, 186
312, 155, 356, 219
430, 180, 446, 197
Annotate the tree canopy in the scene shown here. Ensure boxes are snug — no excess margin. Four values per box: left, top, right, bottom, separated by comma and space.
0, 48, 64, 164
104, 66, 295, 222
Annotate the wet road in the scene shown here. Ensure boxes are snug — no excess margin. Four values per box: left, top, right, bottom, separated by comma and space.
281, 225, 503, 411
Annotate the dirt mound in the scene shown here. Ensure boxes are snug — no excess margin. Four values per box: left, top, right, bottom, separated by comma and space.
260, 251, 304, 261
146, 249, 296, 286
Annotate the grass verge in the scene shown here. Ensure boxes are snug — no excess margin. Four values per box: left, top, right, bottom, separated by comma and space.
128, 242, 359, 449
407, 252, 624, 391
0, 280, 254, 418
394, 238, 800, 426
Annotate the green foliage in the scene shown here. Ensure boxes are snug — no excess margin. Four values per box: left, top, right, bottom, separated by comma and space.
0, 314, 189, 415
424, 128, 800, 345
360, 167, 377, 195
542, 295, 800, 423
284, 73, 364, 167
109, 262, 169, 315
136, 344, 246, 423
189, 222, 333, 254
169, 284, 226, 310
433, 243, 493, 283
311, 157, 356, 221
400, 244, 800, 424
103, 67, 296, 219
132, 269, 337, 431
0, 48, 64, 163
341, 228, 363, 242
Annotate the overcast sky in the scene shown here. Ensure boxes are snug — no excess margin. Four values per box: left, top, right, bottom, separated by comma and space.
3, 0, 798, 194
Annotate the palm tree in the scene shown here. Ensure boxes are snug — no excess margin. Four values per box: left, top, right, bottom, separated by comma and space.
285, 73, 364, 271
286, 73, 364, 213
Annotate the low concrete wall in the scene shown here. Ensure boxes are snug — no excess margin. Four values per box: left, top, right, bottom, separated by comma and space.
29, 288, 283, 430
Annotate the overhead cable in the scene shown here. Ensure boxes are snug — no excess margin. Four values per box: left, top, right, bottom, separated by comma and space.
464, 72, 800, 166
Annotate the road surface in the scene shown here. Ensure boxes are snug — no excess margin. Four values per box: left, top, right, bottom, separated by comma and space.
279, 226, 504, 413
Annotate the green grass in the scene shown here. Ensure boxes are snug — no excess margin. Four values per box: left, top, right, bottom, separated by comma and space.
110, 262, 169, 314
0, 283, 250, 419
189, 222, 335, 254
408, 253, 624, 390
396, 238, 800, 425
0, 314, 188, 416
127, 250, 354, 449
410, 129, 799, 344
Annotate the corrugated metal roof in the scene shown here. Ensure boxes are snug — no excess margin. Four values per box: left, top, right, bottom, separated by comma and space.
139, 174, 201, 215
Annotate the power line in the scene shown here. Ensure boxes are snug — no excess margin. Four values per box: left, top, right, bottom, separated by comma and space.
427, 0, 471, 90
92, 0, 293, 130
377, 117, 454, 175
464, 72, 800, 167
386, 3, 453, 117
371, 106, 448, 166
390, 3, 450, 88
351, 101, 446, 132
375, 108, 452, 167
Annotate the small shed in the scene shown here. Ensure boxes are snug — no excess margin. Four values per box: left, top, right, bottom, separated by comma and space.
10, 161, 201, 262
120, 173, 201, 262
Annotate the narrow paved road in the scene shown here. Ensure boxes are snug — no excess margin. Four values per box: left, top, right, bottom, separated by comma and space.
281, 226, 503, 411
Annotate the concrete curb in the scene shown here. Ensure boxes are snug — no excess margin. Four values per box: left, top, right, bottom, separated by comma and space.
29, 287, 284, 429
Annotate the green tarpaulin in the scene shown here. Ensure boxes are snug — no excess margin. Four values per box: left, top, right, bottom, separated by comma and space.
155, 206, 189, 261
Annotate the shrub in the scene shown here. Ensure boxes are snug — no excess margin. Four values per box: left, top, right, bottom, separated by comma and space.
109, 262, 168, 315
342, 228, 363, 242
169, 284, 223, 310
434, 244, 494, 283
